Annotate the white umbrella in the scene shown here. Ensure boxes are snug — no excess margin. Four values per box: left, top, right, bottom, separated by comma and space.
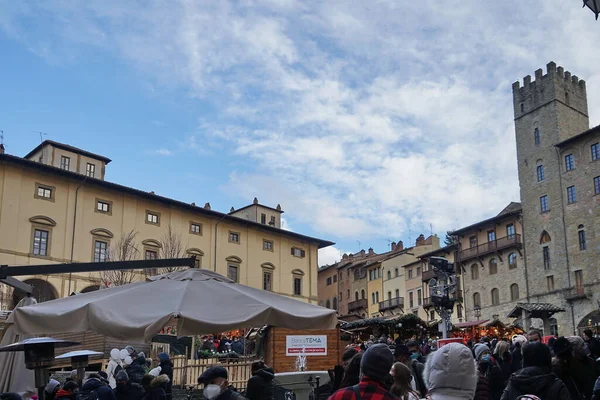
12, 269, 337, 342
0, 296, 37, 393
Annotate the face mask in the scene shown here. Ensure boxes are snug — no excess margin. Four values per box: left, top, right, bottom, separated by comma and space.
204, 384, 223, 400
410, 353, 419, 360
481, 354, 492, 363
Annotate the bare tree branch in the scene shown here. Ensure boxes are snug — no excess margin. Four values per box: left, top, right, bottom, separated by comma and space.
100, 230, 141, 287
145, 224, 188, 277
0, 285, 13, 310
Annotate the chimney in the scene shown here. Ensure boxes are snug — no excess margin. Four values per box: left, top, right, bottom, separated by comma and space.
191, 202, 196, 206
253, 197, 259, 205
230, 207, 235, 212
342, 253, 348, 260
276, 204, 282, 211
416, 234, 426, 246
0, 144, 4, 154
368, 248, 375, 256
391, 242, 397, 251
204, 202, 211, 210
360, 249, 366, 257
397, 241, 404, 251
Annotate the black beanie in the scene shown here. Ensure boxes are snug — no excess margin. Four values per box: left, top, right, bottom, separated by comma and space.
342, 348, 359, 362
360, 344, 393, 382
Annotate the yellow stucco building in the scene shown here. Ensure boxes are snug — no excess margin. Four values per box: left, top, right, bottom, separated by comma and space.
0, 140, 333, 309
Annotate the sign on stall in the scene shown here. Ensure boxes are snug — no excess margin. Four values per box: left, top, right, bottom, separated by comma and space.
285, 335, 328, 356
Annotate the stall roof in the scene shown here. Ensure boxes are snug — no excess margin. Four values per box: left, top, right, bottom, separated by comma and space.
507, 303, 565, 318
455, 319, 490, 328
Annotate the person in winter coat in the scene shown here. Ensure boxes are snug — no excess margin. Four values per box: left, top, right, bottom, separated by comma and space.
553, 336, 599, 400
390, 362, 420, 400
493, 341, 513, 387
501, 341, 570, 400
474, 343, 505, 400
584, 330, 600, 360
231, 337, 244, 355
246, 361, 275, 400
45, 379, 61, 400
81, 374, 117, 400
339, 352, 362, 389
127, 354, 148, 385
423, 342, 478, 400
54, 381, 79, 400
141, 374, 169, 400
157, 353, 174, 400
198, 366, 248, 400
114, 370, 144, 400
394, 345, 427, 398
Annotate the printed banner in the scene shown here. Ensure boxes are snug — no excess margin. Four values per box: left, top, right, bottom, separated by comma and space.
285, 335, 328, 356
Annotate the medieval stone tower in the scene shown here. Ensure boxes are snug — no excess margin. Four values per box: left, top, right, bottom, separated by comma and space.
512, 61, 600, 335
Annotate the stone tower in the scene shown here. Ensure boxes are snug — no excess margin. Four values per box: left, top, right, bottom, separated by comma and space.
512, 62, 597, 335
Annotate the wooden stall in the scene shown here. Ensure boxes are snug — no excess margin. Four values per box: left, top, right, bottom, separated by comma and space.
264, 327, 340, 373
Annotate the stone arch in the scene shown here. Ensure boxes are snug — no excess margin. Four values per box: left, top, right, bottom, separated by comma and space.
577, 310, 600, 332
261, 262, 276, 271
12, 278, 58, 308
540, 230, 552, 244
81, 285, 101, 293
142, 239, 161, 248
226, 255, 243, 264
291, 268, 305, 276
29, 215, 57, 226
90, 228, 114, 238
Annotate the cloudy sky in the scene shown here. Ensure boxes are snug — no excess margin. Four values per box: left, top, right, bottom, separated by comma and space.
1, 1, 599, 266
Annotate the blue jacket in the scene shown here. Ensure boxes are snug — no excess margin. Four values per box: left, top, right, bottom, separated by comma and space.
82, 378, 117, 400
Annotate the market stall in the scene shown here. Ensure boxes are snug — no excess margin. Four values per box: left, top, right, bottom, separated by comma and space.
340, 314, 429, 343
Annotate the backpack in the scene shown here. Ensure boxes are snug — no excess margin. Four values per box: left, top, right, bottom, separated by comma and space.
77, 389, 98, 400
114, 364, 123, 376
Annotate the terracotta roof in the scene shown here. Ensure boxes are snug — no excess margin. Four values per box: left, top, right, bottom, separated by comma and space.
507, 303, 566, 318
451, 202, 522, 236
229, 202, 284, 215
24, 140, 112, 164
418, 244, 458, 259
497, 202, 522, 216
0, 153, 334, 248
455, 319, 489, 328
554, 124, 600, 148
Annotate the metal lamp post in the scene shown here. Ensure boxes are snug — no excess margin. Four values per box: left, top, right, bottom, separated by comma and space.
427, 257, 457, 339
56, 350, 103, 383
0, 337, 80, 400
584, 0, 600, 19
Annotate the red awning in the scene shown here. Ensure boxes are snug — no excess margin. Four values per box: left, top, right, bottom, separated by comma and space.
454, 319, 490, 328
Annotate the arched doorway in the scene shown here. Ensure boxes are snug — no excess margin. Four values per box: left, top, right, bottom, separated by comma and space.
12, 279, 58, 309
577, 310, 600, 335
80, 285, 101, 294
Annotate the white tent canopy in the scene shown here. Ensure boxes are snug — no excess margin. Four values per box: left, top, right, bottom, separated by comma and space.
11, 269, 337, 342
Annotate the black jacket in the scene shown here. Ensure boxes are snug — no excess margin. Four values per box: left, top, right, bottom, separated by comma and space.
408, 360, 427, 398
500, 366, 570, 400
82, 378, 117, 400
246, 368, 275, 400
480, 360, 505, 400
143, 375, 169, 400
127, 358, 147, 384
159, 360, 174, 399
587, 338, 600, 360
217, 388, 248, 400
114, 382, 144, 400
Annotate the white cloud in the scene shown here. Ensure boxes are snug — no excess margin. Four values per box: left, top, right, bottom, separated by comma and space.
318, 246, 344, 267
3, 0, 600, 243
152, 148, 174, 156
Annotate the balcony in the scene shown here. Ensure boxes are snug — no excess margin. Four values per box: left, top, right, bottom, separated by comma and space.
565, 286, 592, 301
423, 290, 463, 310
348, 298, 368, 312
379, 297, 404, 312
457, 234, 522, 263
422, 269, 436, 282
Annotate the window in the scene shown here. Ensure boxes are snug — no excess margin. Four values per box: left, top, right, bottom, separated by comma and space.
508, 252, 517, 269
333, 297, 338, 310
369, 270, 373, 280
471, 264, 479, 280
540, 230, 552, 244
294, 277, 302, 296
416, 267, 421, 276
510, 284, 519, 301
145, 249, 158, 260
395, 289, 400, 298
595, 176, 600, 195
228, 264, 239, 282
361, 289, 365, 299
534, 128, 540, 146
60, 156, 70, 170
326, 299, 331, 309
190, 222, 202, 235
395, 268, 399, 277
372, 292, 376, 305
565, 91, 570, 106
260, 270, 271, 291
592, 143, 599, 161
575, 270, 584, 292
263, 239, 274, 251
417, 289, 422, 306
409, 292, 414, 308
540, 195, 549, 213
270, 216, 276, 225
93, 240, 108, 262
473, 292, 481, 308
547, 275, 555, 291
375, 292, 379, 303
86, 163, 96, 177
521, 103, 524, 113
469, 236, 477, 248
579, 229, 586, 251
261, 213, 266, 224
388, 291, 392, 300
355, 292, 359, 301
387, 271, 391, 280
291, 247, 305, 258
491, 288, 500, 305
194, 256, 201, 268
487, 230, 496, 242
347, 289, 350, 299
146, 211, 160, 225
537, 165, 545, 182
32, 229, 49, 256
567, 186, 577, 204
333, 274, 337, 283
430, 310, 435, 321
326, 277, 332, 286
408, 269, 413, 279
96, 200, 110, 213
457, 304, 463, 319
543, 246, 550, 269
229, 231, 240, 243
507, 224, 515, 239
565, 154, 575, 171
489, 258, 498, 275
35, 183, 54, 201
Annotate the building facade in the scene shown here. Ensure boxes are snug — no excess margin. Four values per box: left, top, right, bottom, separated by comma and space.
451, 203, 526, 325
513, 62, 600, 334
0, 141, 333, 309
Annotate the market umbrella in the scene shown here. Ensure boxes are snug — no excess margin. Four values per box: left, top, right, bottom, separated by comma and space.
12, 269, 337, 342
0, 296, 37, 393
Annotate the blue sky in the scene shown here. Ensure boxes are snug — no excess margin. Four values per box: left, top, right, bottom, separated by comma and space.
1, 1, 599, 265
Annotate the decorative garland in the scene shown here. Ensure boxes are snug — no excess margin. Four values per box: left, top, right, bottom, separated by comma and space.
197, 350, 240, 359
340, 314, 427, 331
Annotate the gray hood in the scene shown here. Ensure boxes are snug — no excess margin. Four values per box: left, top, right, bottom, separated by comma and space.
423, 343, 477, 400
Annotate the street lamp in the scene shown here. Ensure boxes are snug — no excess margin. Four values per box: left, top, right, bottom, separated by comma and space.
0, 337, 80, 400
427, 257, 457, 339
474, 306, 481, 320
583, 0, 600, 19
56, 350, 103, 383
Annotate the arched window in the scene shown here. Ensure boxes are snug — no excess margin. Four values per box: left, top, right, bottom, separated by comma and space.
372, 292, 376, 304
540, 230, 552, 244
388, 291, 392, 300
355, 291, 359, 301
578, 224, 586, 251
361, 289, 365, 299
489, 258, 498, 275
471, 264, 479, 280
333, 297, 338, 310
508, 253, 517, 269
387, 270, 391, 280
534, 128, 540, 146
325, 299, 331, 309
473, 292, 481, 308
395, 268, 399, 277
491, 288, 500, 305
510, 284, 519, 301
